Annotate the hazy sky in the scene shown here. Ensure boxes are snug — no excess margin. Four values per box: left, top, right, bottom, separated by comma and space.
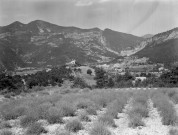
0, 0, 178, 36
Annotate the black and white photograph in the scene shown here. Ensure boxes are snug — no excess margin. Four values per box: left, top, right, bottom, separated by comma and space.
0, 0, 178, 135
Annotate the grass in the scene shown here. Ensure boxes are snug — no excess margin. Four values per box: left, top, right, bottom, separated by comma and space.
130, 103, 149, 118
151, 91, 178, 125
20, 115, 37, 127
169, 128, 178, 135
0, 122, 12, 129
165, 89, 178, 104
90, 122, 111, 135
105, 94, 129, 118
56, 101, 76, 117
98, 115, 116, 127
128, 114, 145, 128
79, 112, 91, 122
90, 90, 120, 108
133, 91, 149, 106
127, 91, 148, 128
74, 98, 95, 109
86, 106, 97, 115
34, 103, 52, 119
47, 107, 63, 124
56, 131, 71, 135
65, 119, 83, 132
26, 122, 47, 135
0, 130, 13, 135
0, 105, 27, 120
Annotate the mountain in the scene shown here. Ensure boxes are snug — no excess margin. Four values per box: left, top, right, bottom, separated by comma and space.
142, 34, 153, 39
0, 20, 143, 70
103, 29, 143, 52
134, 28, 178, 65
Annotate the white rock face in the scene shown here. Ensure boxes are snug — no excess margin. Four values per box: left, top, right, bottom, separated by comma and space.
138, 28, 178, 51
38, 26, 44, 33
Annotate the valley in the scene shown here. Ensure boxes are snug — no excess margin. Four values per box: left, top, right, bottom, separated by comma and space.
1, 0, 178, 135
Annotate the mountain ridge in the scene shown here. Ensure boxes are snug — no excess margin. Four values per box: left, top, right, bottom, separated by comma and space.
0, 20, 143, 71
134, 27, 178, 65
142, 34, 153, 39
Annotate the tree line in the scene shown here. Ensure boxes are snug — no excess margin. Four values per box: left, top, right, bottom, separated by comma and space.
0, 66, 74, 95
94, 67, 178, 88
0, 65, 178, 96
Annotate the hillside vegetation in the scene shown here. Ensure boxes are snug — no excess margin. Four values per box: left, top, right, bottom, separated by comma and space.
1, 64, 178, 98
0, 20, 143, 71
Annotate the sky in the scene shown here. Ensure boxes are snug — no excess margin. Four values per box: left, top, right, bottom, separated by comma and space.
0, 0, 178, 36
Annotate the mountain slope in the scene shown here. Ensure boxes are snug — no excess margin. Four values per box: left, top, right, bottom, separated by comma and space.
0, 40, 25, 71
103, 29, 143, 52
142, 34, 153, 39
0, 20, 143, 70
134, 28, 178, 65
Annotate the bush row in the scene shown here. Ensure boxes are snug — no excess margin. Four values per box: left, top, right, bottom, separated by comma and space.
151, 91, 178, 125
127, 91, 149, 128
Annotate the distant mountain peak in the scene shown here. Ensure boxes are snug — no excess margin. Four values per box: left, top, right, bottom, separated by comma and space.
90, 27, 101, 31
6, 21, 24, 28
28, 20, 51, 27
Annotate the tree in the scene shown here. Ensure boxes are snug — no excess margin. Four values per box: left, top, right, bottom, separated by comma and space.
107, 77, 114, 88
72, 77, 88, 88
94, 68, 108, 88
123, 71, 134, 81
87, 69, 92, 75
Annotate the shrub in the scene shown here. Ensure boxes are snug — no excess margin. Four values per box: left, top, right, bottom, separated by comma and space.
105, 94, 129, 118
166, 89, 178, 104
130, 103, 149, 118
98, 115, 116, 127
74, 98, 94, 109
87, 69, 92, 75
56, 101, 76, 117
20, 115, 37, 127
47, 114, 63, 124
128, 114, 145, 128
65, 119, 83, 132
133, 92, 148, 106
105, 109, 118, 119
152, 92, 178, 125
35, 102, 53, 119
82, 88, 91, 93
47, 107, 63, 124
0, 130, 13, 135
79, 112, 91, 122
91, 91, 120, 108
92, 96, 108, 108
172, 93, 178, 104
56, 131, 70, 135
169, 128, 178, 135
23, 107, 40, 121
60, 88, 71, 94
86, 107, 97, 115
127, 95, 147, 128
90, 123, 111, 135
0, 122, 12, 129
72, 77, 88, 89
106, 100, 123, 118
26, 122, 47, 135
13, 106, 27, 117
1, 105, 27, 120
